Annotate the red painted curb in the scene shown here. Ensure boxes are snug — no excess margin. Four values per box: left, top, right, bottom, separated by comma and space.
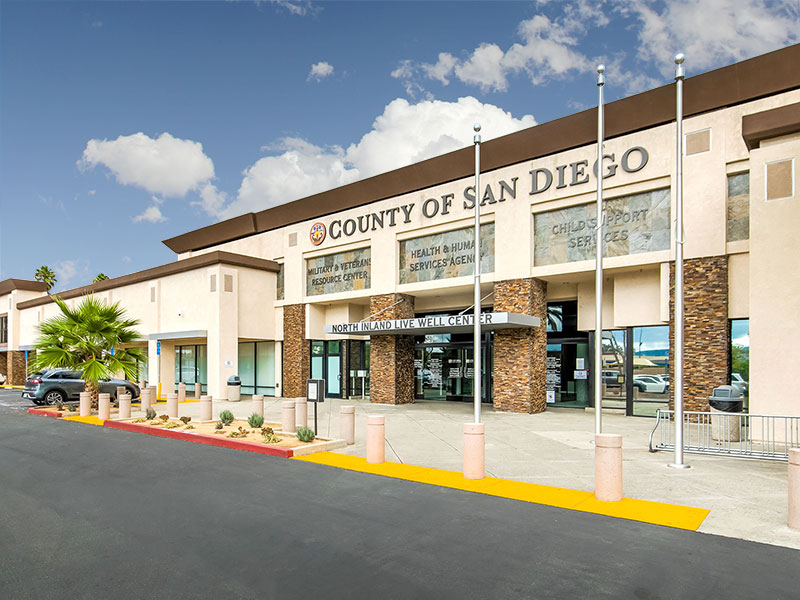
103, 420, 294, 458
28, 407, 64, 418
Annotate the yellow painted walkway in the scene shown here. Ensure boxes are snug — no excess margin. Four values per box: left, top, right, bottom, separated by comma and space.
62, 415, 107, 426
294, 452, 709, 531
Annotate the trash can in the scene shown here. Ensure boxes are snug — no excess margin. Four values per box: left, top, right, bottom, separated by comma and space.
709, 385, 743, 442
227, 376, 241, 402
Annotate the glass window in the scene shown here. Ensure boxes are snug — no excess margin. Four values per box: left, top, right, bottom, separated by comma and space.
310, 341, 324, 380
601, 330, 627, 408
276, 264, 284, 301
174, 344, 207, 394
238, 343, 256, 395
0, 315, 7, 344
727, 172, 749, 242
256, 342, 276, 395
631, 326, 670, 417
730, 319, 749, 410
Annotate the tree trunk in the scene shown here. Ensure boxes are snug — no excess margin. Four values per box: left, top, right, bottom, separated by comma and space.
85, 380, 99, 410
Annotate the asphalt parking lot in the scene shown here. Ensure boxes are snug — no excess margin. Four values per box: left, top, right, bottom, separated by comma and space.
1, 392, 798, 600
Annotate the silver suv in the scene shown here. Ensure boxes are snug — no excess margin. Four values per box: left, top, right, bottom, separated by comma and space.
22, 369, 140, 405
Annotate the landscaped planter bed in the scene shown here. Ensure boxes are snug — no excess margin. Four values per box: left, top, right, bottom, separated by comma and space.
105, 417, 346, 458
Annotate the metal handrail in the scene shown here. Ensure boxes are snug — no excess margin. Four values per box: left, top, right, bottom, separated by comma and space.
649, 408, 800, 461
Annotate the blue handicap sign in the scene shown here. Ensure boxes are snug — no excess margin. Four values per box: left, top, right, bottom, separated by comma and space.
156, 341, 161, 356
24, 350, 28, 360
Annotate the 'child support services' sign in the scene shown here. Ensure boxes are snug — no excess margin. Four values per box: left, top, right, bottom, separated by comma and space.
399, 223, 494, 284
533, 188, 670, 265
306, 248, 371, 296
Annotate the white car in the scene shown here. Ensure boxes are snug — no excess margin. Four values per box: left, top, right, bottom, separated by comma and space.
633, 374, 668, 394
731, 373, 748, 396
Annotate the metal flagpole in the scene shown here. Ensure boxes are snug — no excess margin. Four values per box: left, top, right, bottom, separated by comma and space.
473, 123, 482, 425
670, 53, 690, 469
594, 65, 605, 435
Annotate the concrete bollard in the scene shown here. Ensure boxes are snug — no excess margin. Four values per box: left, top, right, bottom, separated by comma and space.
463, 423, 485, 480
167, 393, 178, 418
594, 433, 623, 502
295, 397, 308, 429
80, 392, 91, 417
116, 386, 125, 401
340, 406, 355, 445
98, 393, 111, 420
194, 383, 202, 399
140, 387, 152, 412
118, 393, 131, 419
178, 382, 186, 403
282, 400, 296, 433
366, 415, 385, 464
149, 385, 158, 402
252, 395, 264, 418
200, 395, 213, 421
789, 449, 800, 530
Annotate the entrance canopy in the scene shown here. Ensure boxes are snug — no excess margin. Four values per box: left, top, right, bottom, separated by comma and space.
325, 312, 540, 336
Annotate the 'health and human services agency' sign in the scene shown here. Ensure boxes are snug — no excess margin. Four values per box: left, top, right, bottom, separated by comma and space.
324, 311, 540, 336
306, 247, 371, 296
399, 223, 494, 284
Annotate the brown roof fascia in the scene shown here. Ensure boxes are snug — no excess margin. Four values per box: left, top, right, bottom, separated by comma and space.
741, 102, 800, 150
0, 279, 49, 296
16, 251, 279, 310
163, 43, 800, 254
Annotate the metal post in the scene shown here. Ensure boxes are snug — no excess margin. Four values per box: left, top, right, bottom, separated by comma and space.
594, 65, 605, 435
473, 123, 482, 425
670, 53, 690, 469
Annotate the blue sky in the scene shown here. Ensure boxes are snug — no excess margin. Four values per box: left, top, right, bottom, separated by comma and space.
1, 0, 797, 291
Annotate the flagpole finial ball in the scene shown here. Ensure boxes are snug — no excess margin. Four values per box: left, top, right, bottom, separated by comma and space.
675, 53, 685, 64
473, 123, 481, 132
597, 64, 605, 74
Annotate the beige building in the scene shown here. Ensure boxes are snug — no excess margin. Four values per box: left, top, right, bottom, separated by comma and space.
3, 45, 799, 418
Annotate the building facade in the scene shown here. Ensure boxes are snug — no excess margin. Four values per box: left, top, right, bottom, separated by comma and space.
3, 45, 799, 418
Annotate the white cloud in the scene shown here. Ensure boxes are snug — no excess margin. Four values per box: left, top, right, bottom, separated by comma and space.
397, 0, 797, 95
217, 97, 535, 219
307, 61, 334, 81
78, 132, 215, 198
132, 204, 167, 224
455, 44, 509, 91
421, 52, 458, 85
53, 260, 88, 287
268, 0, 315, 16
623, 0, 799, 77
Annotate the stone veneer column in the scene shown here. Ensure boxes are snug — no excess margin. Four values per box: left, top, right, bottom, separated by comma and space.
669, 256, 729, 411
493, 278, 548, 413
8, 350, 29, 386
283, 304, 310, 398
369, 293, 415, 405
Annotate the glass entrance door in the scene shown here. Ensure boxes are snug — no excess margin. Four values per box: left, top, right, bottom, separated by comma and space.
310, 340, 344, 398
414, 333, 492, 403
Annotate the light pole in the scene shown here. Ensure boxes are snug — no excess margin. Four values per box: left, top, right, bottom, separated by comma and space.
594, 64, 605, 435
670, 53, 690, 470
473, 122, 482, 426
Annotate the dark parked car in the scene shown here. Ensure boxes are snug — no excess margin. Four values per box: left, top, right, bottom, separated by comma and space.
22, 369, 140, 406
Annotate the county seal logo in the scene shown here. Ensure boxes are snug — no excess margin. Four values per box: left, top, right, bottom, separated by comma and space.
310, 222, 326, 246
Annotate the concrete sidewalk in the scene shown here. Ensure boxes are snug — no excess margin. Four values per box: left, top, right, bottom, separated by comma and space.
150, 396, 800, 551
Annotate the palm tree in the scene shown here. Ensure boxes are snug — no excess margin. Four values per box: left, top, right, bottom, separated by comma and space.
93, 273, 110, 283
31, 295, 146, 408
35, 265, 57, 290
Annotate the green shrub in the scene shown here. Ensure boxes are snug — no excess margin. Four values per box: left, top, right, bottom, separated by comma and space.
158, 414, 169, 422
296, 427, 315, 443
219, 410, 234, 425
66, 403, 77, 412
227, 426, 248, 439
215, 420, 224, 430
145, 407, 156, 420
55, 400, 64, 411
247, 413, 264, 428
